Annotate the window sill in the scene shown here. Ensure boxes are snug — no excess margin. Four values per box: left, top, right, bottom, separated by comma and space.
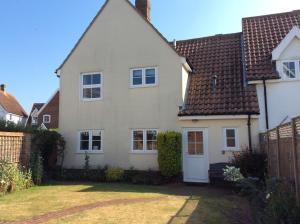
81, 98, 103, 102
222, 148, 241, 153
129, 84, 158, 89
76, 151, 104, 154
130, 151, 158, 155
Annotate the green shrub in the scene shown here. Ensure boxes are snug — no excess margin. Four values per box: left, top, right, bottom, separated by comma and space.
0, 119, 36, 133
54, 168, 106, 182
230, 148, 267, 180
0, 160, 33, 195
30, 152, 43, 185
263, 179, 300, 224
105, 167, 124, 182
157, 131, 182, 177
32, 130, 65, 171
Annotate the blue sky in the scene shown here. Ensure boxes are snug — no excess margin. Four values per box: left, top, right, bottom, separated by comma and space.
0, 0, 299, 113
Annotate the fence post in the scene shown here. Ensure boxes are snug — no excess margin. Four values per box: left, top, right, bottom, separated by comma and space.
291, 119, 299, 203
276, 127, 281, 178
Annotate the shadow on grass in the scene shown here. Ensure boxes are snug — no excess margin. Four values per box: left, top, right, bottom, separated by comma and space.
69, 182, 233, 198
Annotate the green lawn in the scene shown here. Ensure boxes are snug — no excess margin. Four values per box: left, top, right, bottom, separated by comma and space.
0, 182, 250, 224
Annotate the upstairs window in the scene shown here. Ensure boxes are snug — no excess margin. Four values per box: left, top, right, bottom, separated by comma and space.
43, 115, 51, 124
283, 62, 296, 79
130, 67, 157, 87
280, 60, 300, 80
81, 73, 102, 100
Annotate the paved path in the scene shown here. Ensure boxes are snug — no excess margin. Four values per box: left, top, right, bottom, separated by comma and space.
0, 197, 166, 224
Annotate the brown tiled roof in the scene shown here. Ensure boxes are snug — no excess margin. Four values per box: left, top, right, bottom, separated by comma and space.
0, 90, 27, 117
176, 33, 259, 116
243, 10, 300, 81
30, 103, 44, 114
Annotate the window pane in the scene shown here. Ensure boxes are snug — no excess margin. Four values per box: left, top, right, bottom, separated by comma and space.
92, 131, 101, 140
83, 75, 92, 85
145, 69, 156, 84
195, 132, 203, 142
92, 74, 101, 84
147, 130, 157, 141
80, 141, 89, 150
80, 132, 89, 141
188, 132, 195, 142
83, 88, 92, 99
188, 143, 195, 155
226, 129, 235, 138
283, 62, 296, 78
132, 70, 143, 85
133, 131, 143, 141
227, 138, 236, 147
91, 87, 101, 98
80, 131, 89, 151
92, 141, 101, 150
133, 141, 143, 150
195, 143, 204, 155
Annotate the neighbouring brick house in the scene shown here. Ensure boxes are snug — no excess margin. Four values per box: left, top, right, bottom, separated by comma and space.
27, 90, 59, 130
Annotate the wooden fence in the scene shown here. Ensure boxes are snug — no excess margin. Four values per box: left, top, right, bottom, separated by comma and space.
0, 132, 32, 167
260, 116, 300, 202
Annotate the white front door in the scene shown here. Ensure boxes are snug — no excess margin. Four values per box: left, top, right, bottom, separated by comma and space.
183, 128, 209, 183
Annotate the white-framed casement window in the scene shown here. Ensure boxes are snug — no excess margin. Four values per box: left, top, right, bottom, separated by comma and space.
78, 130, 103, 153
130, 67, 157, 88
223, 128, 239, 151
280, 60, 300, 80
131, 129, 158, 152
43, 115, 51, 124
81, 73, 102, 101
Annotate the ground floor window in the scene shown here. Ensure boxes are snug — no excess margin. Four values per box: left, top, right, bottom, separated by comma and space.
223, 128, 239, 150
132, 129, 157, 152
79, 130, 103, 152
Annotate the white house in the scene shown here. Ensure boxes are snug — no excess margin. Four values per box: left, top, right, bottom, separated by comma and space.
0, 84, 27, 125
243, 12, 300, 131
55, 0, 299, 183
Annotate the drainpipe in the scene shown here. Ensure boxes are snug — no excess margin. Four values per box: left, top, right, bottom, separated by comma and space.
263, 79, 269, 130
247, 114, 253, 152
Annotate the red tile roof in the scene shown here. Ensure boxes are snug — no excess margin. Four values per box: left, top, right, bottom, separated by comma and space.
242, 10, 300, 81
0, 90, 27, 117
176, 33, 259, 116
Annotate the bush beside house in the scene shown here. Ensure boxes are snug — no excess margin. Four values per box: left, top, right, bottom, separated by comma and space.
225, 150, 300, 224
157, 131, 182, 177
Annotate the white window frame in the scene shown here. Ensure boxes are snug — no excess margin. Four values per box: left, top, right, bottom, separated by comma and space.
130, 67, 158, 88
80, 72, 103, 101
43, 115, 51, 124
223, 127, 240, 151
78, 130, 104, 154
131, 129, 158, 153
279, 60, 300, 80
31, 116, 38, 125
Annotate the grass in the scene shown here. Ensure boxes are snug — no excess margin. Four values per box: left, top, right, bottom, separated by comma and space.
0, 182, 249, 224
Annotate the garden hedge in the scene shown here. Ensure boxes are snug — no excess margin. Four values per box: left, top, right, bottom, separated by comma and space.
157, 131, 182, 177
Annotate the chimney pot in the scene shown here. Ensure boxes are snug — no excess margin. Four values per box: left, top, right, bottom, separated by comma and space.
0, 84, 6, 92
135, 0, 151, 21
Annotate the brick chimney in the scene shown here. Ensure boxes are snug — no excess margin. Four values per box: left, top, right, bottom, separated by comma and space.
135, 0, 151, 21
0, 84, 6, 92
